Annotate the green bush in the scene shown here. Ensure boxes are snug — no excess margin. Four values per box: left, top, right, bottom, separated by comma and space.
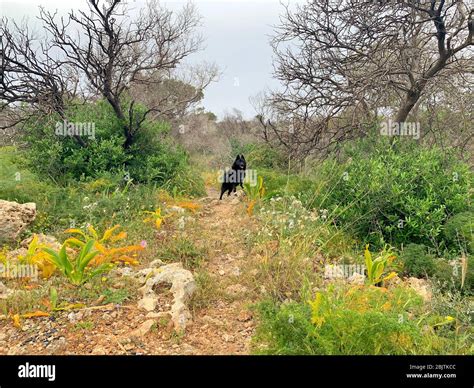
313, 138, 472, 250
230, 140, 288, 170
443, 211, 474, 253
400, 243, 436, 278
258, 169, 318, 201
253, 284, 470, 355
22, 99, 194, 186
432, 257, 473, 295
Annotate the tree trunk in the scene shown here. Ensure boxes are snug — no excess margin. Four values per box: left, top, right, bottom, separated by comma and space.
395, 89, 421, 123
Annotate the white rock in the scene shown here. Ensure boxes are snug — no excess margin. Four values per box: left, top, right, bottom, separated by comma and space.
407, 277, 432, 302
20, 234, 60, 250
67, 312, 77, 323
0, 282, 12, 299
138, 263, 196, 331
137, 296, 157, 312
149, 259, 165, 268
347, 272, 365, 285
145, 311, 171, 319
130, 319, 156, 337
0, 200, 36, 243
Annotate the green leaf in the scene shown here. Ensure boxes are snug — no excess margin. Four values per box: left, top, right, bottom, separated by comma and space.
50, 287, 58, 310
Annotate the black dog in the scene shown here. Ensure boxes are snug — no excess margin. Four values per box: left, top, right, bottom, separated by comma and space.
219, 154, 246, 200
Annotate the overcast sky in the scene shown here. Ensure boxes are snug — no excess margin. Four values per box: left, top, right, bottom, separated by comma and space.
0, 0, 300, 119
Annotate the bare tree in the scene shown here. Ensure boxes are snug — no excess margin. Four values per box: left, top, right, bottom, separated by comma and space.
0, 18, 85, 145
258, 0, 473, 156
1, 0, 216, 149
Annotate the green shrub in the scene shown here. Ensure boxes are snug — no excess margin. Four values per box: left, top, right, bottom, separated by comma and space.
432, 257, 473, 295
0, 144, 203, 239
400, 243, 436, 278
259, 169, 317, 200
21, 99, 195, 187
314, 138, 472, 250
253, 284, 469, 355
230, 140, 288, 170
43, 240, 113, 286
443, 211, 474, 253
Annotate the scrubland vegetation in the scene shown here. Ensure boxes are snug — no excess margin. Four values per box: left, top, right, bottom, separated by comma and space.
0, 0, 472, 356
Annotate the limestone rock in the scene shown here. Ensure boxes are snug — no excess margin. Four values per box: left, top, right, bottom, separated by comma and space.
149, 259, 164, 268
0, 200, 36, 243
138, 263, 196, 331
0, 281, 12, 299
20, 234, 61, 250
130, 319, 156, 337
407, 277, 432, 302
348, 272, 365, 285
145, 311, 171, 319
137, 296, 157, 312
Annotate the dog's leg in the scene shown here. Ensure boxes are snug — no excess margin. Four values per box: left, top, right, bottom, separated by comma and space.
219, 187, 225, 200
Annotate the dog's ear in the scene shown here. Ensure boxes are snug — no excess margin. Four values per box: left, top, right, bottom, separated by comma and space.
240, 154, 246, 161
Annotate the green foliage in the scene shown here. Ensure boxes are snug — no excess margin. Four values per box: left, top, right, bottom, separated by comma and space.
21, 99, 197, 187
443, 211, 474, 253
102, 288, 130, 305
49, 287, 58, 310
432, 257, 473, 295
230, 141, 287, 170
244, 175, 265, 201
157, 237, 207, 270
253, 285, 470, 355
0, 146, 202, 240
258, 169, 317, 201
314, 138, 472, 250
364, 244, 397, 285
160, 164, 206, 198
42, 240, 112, 286
22, 101, 129, 182
400, 243, 436, 278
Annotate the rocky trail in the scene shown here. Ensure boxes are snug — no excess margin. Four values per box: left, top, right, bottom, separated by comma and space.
0, 186, 259, 355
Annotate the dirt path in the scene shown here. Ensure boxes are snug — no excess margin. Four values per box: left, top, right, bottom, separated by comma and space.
1, 185, 259, 355
176, 186, 257, 354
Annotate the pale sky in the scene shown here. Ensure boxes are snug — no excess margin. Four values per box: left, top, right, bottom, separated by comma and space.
0, 0, 300, 119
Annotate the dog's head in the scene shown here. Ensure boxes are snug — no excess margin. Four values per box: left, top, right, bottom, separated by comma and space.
232, 154, 246, 171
